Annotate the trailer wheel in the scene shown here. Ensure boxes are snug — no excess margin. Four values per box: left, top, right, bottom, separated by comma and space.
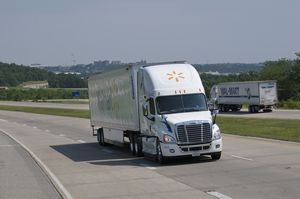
219, 105, 224, 112
211, 152, 221, 160
248, 106, 254, 113
97, 128, 105, 146
134, 134, 143, 157
156, 139, 164, 164
253, 106, 259, 113
129, 133, 136, 155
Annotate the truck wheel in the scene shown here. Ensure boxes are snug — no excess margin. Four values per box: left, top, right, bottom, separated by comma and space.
253, 106, 259, 113
263, 109, 272, 112
224, 107, 229, 112
97, 128, 105, 146
129, 133, 136, 155
156, 139, 164, 164
219, 105, 224, 112
248, 106, 253, 113
134, 134, 143, 157
211, 152, 221, 160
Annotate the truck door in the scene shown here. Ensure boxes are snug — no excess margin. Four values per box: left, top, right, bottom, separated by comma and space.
137, 70, 155, 136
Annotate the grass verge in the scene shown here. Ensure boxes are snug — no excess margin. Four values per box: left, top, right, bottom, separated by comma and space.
217, 116, 300, 142
0, 105, 89, 119
0, 105, 299, 143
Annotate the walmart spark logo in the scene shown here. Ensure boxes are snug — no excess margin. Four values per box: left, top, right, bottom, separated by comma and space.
167, 71, 184, 82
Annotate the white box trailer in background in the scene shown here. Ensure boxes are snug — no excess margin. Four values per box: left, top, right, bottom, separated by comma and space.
88, 61, 223, 163
210, 81, 278, 113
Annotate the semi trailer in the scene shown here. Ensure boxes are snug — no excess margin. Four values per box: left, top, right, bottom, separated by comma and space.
210, 81, 278, 113
88, 61, 222, 163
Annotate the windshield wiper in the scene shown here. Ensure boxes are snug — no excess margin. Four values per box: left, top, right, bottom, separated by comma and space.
184, 107, 202, 112
160, 108, 184, 114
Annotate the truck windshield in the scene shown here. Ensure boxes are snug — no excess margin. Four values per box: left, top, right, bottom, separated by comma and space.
156, 94, 208, 114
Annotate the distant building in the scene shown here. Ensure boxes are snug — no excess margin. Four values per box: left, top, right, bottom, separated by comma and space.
111, 61, 121, 65
0, 86, 8, 90
20, 81, 49, 89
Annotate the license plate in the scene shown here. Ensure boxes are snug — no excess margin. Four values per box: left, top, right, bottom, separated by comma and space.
192, 151, 200, 157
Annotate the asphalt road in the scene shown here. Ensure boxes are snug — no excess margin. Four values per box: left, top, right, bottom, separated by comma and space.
0, 131, 61, 199
1, 101, 299, 120
1, 110, 300, 199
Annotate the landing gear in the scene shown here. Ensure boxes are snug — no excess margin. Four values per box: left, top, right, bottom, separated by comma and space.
129, 132, 143, 157
129, 133, 136, 155
248, 105, 259, 113
97, 128, 105, 146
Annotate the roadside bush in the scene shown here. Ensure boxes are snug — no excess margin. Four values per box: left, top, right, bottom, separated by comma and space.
277, 100, 300, 109
0, 88, 88, 101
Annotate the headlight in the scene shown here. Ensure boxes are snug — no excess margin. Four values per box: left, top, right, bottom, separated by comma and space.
212, 124, 221, 140
163, 134, 176, 143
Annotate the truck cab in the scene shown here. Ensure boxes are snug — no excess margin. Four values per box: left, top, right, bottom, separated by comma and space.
137, 63, 222, 162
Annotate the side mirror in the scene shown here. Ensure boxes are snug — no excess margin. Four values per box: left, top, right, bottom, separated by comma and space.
211, 109, 219, 124
211, 109, 219, 116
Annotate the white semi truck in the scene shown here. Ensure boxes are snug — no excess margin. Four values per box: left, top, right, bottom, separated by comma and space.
210, 81, 278, 113
88, 61, 222, 163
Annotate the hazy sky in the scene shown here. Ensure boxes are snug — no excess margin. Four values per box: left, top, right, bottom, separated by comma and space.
1, 0, 300, 66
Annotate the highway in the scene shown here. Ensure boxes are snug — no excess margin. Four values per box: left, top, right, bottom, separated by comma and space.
0, 101, 299, 120
0, 131, 61, 199
1, 110, 300, 199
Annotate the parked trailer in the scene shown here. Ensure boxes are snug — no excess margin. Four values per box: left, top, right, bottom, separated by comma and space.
88, 61, 222, 163
210, 81, 278, 113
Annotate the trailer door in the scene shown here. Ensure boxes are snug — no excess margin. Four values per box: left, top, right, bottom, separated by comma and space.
259, 82, 277, 105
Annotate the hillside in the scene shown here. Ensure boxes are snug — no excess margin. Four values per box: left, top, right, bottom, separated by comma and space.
0, 62, 87, 88
193, 63, 263, 74
41, 61, 262, 77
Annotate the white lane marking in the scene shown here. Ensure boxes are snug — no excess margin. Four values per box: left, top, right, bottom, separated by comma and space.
89, 157, 143, 163
231, 155, 253, 161
33, 126, 37, 129
139, 163, 157, 170
0, 129, 74, 199
59, 134, 65, 137
0, 119, 8, 122
77, 140, 86, 143
206, 191, 232, 199
45, 129, 50, 132
22, 124, 27, 126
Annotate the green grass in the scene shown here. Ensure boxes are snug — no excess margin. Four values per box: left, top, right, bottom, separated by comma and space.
0, 105, 299, 142
217, 116, 300, 142
0, 105, 89, 119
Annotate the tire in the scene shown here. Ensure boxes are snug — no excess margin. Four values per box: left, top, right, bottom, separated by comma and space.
248, 106, 253, 113
129, 133, 136, 155
253, 106, 259, 113
219, 105, 224, 112
134, 134, 143, 157
263, 109, 272, 112
224, 107, 229, 112
211, 152, 221, 160
97, 128, 105, 146
156, 139, 164, 164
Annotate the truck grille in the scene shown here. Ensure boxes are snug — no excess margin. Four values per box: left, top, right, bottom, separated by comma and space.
176, 123, 212, 144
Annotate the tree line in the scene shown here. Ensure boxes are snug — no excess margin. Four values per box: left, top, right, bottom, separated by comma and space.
0, 62, 87, 88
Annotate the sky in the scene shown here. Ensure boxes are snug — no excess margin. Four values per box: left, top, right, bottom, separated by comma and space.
1, 0, 300, 66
